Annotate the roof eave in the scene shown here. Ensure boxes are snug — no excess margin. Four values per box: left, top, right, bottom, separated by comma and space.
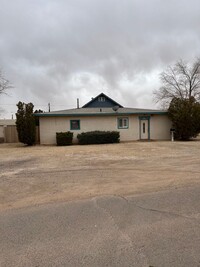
35, 111, 168, 117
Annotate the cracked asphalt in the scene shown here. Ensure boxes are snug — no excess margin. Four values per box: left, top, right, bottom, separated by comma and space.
1, 185, 200, 267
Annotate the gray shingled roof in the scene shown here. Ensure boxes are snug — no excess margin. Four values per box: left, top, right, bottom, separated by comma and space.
35, 107, 168, 117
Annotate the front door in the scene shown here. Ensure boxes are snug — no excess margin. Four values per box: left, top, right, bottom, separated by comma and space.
140, 119, 149, 140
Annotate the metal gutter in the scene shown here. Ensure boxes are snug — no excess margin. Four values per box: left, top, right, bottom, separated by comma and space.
35, 111, 168, 117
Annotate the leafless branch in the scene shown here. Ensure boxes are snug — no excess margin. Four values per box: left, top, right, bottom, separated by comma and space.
0, 70, 13, 95
154, 58, 200, 105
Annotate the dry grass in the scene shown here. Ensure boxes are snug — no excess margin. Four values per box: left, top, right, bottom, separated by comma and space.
0, 141, 200, 211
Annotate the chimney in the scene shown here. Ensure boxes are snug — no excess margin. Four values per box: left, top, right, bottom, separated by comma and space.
77, 98, 80, 109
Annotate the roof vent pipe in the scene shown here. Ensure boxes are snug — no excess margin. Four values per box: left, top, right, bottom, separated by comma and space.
77, 98, 80, 109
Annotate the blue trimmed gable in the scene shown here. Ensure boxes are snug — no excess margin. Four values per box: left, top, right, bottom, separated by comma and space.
82, 93, 123, 108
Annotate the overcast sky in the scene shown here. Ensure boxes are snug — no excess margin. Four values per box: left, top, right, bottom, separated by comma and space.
0, 0, 200, 118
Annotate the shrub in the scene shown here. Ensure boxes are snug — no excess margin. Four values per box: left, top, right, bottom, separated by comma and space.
16, 101, 36, 146
77, 131, 120, 145
56, 132, 73, 146
168, 97, 200, 140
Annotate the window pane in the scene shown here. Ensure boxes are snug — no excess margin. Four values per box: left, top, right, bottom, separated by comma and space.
98, 97, 105, 102
118, 117, 128, 128
143, 122, 145, 133
71, 120, 80, 130
119, 119, 123, 128
123, 119, 127, 127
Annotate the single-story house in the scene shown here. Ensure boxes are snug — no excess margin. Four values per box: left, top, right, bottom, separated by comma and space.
35, 93, 172, 145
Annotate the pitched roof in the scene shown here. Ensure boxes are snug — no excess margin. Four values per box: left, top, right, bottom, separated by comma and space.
82, 92, 123, 108
35, 107, 167, 117
35, 93, 168, 117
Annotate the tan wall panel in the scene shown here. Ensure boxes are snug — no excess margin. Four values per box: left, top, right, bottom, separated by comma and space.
40, 116, 140, 145
2, 126, 39, 143
4, 126, 19, 143
150, 115, 172, 140
0, 126, 4, 138
40, 117, 67, 144
39, 115, 172, 145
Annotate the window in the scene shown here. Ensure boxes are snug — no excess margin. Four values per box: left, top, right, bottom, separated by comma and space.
143, 122, 145, 133
70, 120, 80, 130
118, 117, 129, 129
98, 96, 105, 102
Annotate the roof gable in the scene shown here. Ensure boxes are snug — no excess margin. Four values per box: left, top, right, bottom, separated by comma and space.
82, 93, 123, 108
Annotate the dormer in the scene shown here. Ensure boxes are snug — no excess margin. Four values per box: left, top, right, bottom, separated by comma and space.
82, 93, 123, 108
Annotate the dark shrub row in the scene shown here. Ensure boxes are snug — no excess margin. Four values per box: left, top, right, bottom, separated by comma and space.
77, 131, 120, 145
56, 132, 73, 146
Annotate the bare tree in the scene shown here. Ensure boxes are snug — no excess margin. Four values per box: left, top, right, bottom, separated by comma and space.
0, 69, 12, 95
0, 70, 13, 116
154, 59, 200, 105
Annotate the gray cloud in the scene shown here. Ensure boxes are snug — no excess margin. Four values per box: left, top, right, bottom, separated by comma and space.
0, 0, 200, 117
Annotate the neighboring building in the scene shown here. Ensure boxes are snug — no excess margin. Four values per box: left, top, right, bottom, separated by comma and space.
0, 119, 18, 143
0, 119, 40, 144
35, 93, 172, 145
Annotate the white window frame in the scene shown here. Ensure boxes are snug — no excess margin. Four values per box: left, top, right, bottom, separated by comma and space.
118, 117, 129, 129
98, 96, 105, 102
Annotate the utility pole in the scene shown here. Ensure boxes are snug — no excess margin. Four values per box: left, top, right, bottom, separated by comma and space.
48, 103, 50, 112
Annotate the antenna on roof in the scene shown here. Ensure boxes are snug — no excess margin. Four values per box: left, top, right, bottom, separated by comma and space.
112, 105, 119, 112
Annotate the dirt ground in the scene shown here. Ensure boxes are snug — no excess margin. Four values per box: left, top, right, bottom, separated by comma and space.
0, 141, 200, 211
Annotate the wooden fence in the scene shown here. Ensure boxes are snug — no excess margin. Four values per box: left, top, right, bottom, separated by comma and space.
2, 126, 40, 143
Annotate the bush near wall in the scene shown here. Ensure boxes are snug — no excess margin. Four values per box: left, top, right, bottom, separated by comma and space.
56, 132, 73, 146
77, 131, 120, 145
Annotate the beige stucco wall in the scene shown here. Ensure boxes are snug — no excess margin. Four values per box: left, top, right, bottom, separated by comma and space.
150, 115, 172, 140
39, 114, 172, 145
